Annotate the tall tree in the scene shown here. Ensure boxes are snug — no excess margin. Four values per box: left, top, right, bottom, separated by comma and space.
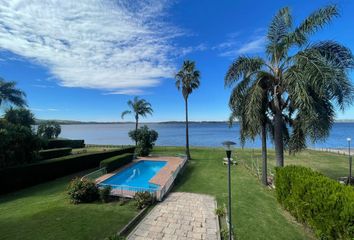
175, 60, 201, 160
226, 67, 273, 185
0, 78, 27, 107
226, 5, 354, 167
121, 97, 153, 145
4, 107, 35, 128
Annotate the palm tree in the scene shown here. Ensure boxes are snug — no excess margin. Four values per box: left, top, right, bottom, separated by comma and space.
0, 78, 26, 107
226, 69, 273, 185
225, 5, 354, 167
175, 60, 201, 160
121, 97, 153, 145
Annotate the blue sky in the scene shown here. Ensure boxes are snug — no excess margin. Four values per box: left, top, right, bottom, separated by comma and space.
0, 0, 353, 122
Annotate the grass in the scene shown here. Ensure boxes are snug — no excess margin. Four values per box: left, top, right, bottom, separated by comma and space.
0, 146, 349, 240
0, 170, 138, 240
152, 146, 350, 240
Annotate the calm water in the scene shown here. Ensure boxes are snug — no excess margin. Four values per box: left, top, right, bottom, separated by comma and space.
59, 122, 354, 149
99, 160, 166, 189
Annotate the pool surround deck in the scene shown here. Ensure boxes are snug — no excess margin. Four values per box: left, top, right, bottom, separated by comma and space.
95, 156, 184, 189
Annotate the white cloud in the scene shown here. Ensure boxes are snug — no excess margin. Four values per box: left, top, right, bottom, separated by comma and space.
31, 108, 59, 112
220, 36, 266, 57
0, 0, 182, 91
103, 89, 147, 95
216, 30, 266, 57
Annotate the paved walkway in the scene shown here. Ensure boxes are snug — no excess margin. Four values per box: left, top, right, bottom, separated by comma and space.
128, 192, 220, 240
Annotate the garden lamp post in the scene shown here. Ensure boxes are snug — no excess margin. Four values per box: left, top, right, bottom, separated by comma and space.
347, 138, 352, 185
222, 141, 236, 240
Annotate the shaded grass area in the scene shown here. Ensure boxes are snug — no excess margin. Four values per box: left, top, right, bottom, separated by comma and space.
152, 146, 344, 240
0, 170, 138, 240
238, 148, 348, 179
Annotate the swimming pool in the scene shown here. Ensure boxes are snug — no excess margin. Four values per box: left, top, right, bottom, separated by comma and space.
99, 160, 167, 191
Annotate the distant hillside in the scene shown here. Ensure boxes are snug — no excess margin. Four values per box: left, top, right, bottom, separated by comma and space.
34, 119, 354, 125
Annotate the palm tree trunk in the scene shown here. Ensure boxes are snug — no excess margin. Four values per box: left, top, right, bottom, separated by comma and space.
274, 110, 284, 167
185, 98, 191, 160
261, 123, 268, 186
135, 115, 138, 146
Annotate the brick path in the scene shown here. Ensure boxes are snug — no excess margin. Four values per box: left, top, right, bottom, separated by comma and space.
128, 192, 220, 240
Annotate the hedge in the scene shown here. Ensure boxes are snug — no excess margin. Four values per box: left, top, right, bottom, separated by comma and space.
38, 147, 72, 160
44, 139, 85, 149
0, 147, 135, 194
100, 153, 134, 172
275, 165, 354, 239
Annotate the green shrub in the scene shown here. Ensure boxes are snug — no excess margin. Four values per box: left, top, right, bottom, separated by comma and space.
0, 147, 135, 195
99, 185, 112, 203
67, 178, 99, 204
220, 228, 229, 240
134, 191, 155, 209
215, 206, 226, 217
128, 125, 158, 156
37, 121, 61, 139
44, 139, 85, 149
275, 165, 354, 240
0, 119, 42, 168
104, 234, 125, 240
100, 153, 134, 172
38, 147, 72, 160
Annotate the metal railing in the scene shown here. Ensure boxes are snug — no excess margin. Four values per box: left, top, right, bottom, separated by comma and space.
81, 167, 107, 181
98, 183, 157, 198
157, 156, 188, 201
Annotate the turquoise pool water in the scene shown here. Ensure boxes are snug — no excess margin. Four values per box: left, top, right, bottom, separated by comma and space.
99, 160, 167, 191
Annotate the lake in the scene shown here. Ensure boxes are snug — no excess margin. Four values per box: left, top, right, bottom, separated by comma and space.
59, 122, 354, 149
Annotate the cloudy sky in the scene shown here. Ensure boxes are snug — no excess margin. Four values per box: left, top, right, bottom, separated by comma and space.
0, 0, 353, 121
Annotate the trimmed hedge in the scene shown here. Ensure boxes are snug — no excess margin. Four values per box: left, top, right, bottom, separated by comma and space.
275, 165, 354, 239
45, 139, 85, 149
38, 147, 72, 160
100, 153, 134, 172
0, 147, 135, 194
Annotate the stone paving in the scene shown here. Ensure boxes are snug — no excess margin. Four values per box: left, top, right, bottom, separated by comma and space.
128, 192, 220, 240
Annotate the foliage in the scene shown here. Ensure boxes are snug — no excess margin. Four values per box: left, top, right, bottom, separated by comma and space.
175, 60, 201, 160
220, 228, 229, 240
4, 107, 35, 128
275, 165, 354, 239
44, 139, 85, 149
0, 78, 27, 107
175, 60, 201, 100
0, 119, 41, 168
215, 206, 226, 217
134, 191, 155, 209
128, 125, 158, 156
37, 121, 61, 139
104, 235, 125, 240
99, 185, 112, 203
67, 178, 99, 204
225, 5, 354, 166
0, 148, 135, 194
100, 153, 134, 172
121, 97, 153, 122
38, 147, 72, 160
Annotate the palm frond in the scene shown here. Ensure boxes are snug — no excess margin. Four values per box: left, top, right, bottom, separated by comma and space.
225, 56, 265, 87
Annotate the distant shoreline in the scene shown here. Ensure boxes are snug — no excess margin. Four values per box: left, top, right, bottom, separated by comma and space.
34, 120, 231, 125
34, 119, 354, 125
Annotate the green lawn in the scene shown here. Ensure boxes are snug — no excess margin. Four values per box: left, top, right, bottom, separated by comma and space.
0, 146, 348, 240
0, 171, 138, 240
153, 146, 349, 240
